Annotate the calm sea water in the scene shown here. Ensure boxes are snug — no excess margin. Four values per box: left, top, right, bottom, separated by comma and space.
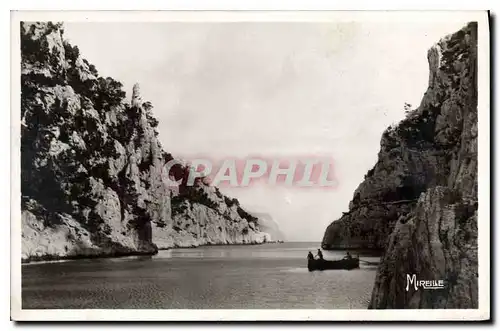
22, 242, 380, 309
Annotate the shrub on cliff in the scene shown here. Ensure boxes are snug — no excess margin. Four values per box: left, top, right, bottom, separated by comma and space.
63, 41, 80, 64
94, 77, 126, 111
21, 23, 52, 65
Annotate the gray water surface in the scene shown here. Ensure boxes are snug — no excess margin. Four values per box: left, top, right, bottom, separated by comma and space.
22, 242, 379, 309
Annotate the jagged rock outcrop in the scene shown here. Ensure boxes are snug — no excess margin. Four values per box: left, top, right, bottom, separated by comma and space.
20, 22, 270, 262
322, 23, 478, 308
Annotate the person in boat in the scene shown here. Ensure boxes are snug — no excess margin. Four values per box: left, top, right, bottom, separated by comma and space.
307, 251, 314, 260
316, 249, 324, 260
344, 251, 352, 260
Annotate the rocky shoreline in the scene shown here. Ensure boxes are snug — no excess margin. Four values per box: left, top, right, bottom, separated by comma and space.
21, 250, 157, 264
20, 22, 273, 263
321, 23, 478, 309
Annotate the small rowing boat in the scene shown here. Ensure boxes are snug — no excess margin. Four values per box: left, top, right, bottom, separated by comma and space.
307, 257, 359, 271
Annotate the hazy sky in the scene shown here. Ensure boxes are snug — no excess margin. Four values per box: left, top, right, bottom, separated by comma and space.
64, 20, 466, 241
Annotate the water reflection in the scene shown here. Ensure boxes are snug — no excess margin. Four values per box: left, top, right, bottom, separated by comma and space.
22, 243, 381, 309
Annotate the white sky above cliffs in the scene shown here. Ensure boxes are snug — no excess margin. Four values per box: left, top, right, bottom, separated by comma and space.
64, 20, 466, 241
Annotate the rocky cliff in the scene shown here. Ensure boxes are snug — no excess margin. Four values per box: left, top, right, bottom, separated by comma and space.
322, 23, 478, 308
20, 22, 270, 262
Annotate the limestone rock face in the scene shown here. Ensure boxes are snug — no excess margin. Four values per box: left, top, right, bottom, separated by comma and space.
20, 22, 269, 262
131, 83, 143, 108
321, 23, 478, 308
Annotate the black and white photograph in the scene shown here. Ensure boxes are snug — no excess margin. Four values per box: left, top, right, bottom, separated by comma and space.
10, 10, 490, 321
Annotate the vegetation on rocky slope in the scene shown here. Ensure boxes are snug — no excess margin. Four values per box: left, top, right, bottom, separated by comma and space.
21, 22, 269, 262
